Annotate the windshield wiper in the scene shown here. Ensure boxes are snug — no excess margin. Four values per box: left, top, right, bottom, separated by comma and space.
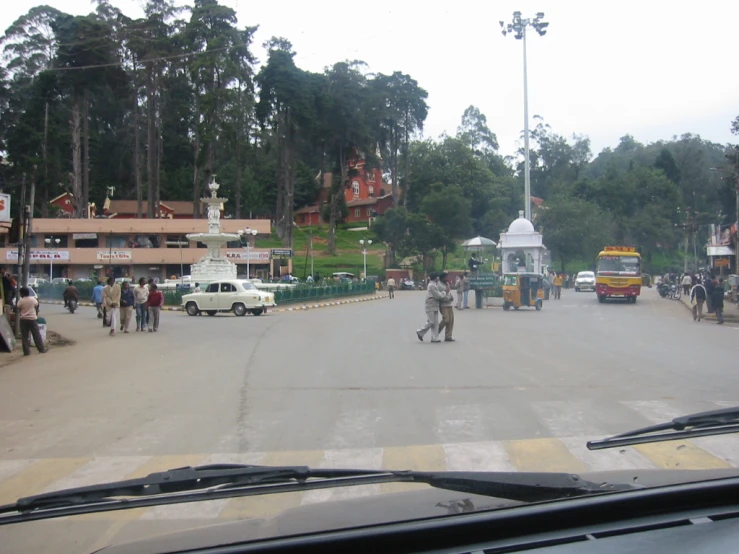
587, 406, 739, 450
0, 464, 639, 525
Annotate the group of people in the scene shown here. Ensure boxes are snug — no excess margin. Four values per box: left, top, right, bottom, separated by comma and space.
91, 277, 165, 335
416, 271, 471, 343
685, 273, 727, 324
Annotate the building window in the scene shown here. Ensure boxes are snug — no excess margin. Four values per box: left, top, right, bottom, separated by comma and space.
352, 181, 360, 197
106, 236, 127, 248
354, 208, 360, 217
366, 170, 375, 182
369, 185, 374, 197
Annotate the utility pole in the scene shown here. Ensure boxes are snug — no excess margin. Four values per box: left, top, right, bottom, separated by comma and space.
22, 169, 36, 289
500, 11, 549, 221
14, 174, 26, 337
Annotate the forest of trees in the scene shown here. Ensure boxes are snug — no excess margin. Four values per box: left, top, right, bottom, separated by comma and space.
1, 1, 737, 270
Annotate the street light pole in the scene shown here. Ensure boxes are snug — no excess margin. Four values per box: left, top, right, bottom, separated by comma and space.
359, 239, 372, 280
500, 11, 549, 222
242, 228, 258, 279
44, 236, 60, 279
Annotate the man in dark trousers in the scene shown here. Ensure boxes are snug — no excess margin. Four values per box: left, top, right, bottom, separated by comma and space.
712, 278, 725, 325
705, 274, 715, 313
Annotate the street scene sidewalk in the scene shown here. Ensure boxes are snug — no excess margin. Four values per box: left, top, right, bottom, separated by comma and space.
677, 291, 739, 323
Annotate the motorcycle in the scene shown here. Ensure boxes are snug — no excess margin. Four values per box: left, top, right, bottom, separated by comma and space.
67, 298, 77, 314
657, 282, 670, 298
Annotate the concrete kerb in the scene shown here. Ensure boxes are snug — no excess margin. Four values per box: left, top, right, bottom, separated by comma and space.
677, 291, 739, 322
40, 294, 390, 314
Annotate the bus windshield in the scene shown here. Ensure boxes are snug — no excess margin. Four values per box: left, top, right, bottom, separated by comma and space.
597, 255, 640, 275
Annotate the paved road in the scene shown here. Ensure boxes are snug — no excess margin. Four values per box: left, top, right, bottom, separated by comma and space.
1, 289, 738, 552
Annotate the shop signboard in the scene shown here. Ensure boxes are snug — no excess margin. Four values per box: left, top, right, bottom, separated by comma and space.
6, 250, 69, 261
97, 250, 132, 262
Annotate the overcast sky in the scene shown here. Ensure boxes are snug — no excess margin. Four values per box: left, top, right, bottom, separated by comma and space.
2, 0, 738, 159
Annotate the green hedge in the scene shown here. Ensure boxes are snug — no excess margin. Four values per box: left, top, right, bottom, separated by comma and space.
273, 282, 376, 304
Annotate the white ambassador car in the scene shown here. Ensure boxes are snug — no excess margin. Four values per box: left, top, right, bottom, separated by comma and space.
574, 271, 596, 292
181, 280, 276, 317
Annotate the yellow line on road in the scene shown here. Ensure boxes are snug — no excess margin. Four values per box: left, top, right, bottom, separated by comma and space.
634, 440, 731, 470
220, 450, 324, 520
380, 444, 447, 494
0, 457, 91, 506
504, 438, 588, 473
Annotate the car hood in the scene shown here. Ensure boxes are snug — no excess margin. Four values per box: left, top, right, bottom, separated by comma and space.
95, 468, 739, 554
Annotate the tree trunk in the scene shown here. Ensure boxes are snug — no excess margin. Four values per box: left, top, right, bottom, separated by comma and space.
156, 103, 162, 218
274, 114, 286, 240
192, 131, 200, 217
283, 116, 295, 249
82, 89, 90, 217
41, 102, 49, 218
327, 148, 347, 256
71, 89, 83, 217
235, 144, 242, 219
134, 89, 143, 218
146, 65, 156, 219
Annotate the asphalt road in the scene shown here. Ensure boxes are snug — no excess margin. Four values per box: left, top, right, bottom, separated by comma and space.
1, 288, 738, 552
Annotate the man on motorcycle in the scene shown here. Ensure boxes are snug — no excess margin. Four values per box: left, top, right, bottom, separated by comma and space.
63, 280, 79, 309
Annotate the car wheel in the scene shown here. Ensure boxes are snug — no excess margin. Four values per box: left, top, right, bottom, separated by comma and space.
251, 308, 264, 316
535, 299, 542, 311
502, 302, 511, 311
575, 287, 580, 292
206, 310, 217, 316
598, 295, 606, 303
186, 302, 199, 316
233, 303, 247, 317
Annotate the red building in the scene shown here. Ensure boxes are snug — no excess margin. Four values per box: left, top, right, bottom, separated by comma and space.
294, 150, 395, 226
49, 192, 207, 219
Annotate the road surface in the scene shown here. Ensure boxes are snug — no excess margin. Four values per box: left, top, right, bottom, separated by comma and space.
1, 288, 737, 552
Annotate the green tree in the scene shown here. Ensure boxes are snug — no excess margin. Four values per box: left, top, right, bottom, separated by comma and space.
372, 206, 409, 263
421, 184, 472, 269
457, 105, 498, 153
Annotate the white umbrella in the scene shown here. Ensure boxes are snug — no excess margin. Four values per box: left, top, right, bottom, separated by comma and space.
462, 236, 497, 249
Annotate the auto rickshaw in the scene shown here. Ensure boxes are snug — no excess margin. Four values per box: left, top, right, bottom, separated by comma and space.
502, 272, 544, 311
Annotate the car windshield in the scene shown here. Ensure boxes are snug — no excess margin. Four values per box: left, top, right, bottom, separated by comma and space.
1, 3, 737, 553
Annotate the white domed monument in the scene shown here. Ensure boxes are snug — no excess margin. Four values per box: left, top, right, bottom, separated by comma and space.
186, 178, 241, 283
498, 211, 547, 274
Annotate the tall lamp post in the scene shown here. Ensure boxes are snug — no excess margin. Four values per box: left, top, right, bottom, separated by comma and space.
359, 239, 372, 280
500, 11, 549, 222
240, 228, 258, 279
44, 237, 60, 279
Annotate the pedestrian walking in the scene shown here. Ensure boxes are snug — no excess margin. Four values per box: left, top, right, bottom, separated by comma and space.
553, 273, 563, 299
92, 280, 104, 319
437, 272, 455, 342
690, 280, 707, 322
386, 276, 396, 299
17, 287, 46, 356
416, 273, 445, 343
705, 275, 716, 313
712, 278, 725, 325
681, 274, 692, 296
134, 277, 149, 331
462, 272, 471, 309
147, 283, 164, 332
119, 281, 134, 333
103, 277, 121, 336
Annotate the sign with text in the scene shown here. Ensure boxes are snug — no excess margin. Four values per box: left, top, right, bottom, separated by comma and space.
0, 194, 10, 223
73, 233, 97, 240
271, 248, 293, 257
715, 258, 730, 267
97, 250, 132, 262
469, 275, 499, 288
6, 250, 70, 261
226, 251, 270, 261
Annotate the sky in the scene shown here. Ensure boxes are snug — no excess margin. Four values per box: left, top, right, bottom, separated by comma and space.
2, 0, 738, 160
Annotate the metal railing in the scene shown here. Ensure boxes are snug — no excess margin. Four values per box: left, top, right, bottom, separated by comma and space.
273, 282, 376, 304
36, 283, 182, 306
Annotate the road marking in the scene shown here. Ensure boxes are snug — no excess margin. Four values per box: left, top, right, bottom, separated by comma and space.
505, 438, 588, 473
435, 404, 485, 443
0, 459, 34, 483
219, 450, 323, 520
444, 441, 515, 472
42, 456, 151, 494
301, 448, 383, 506
531, 401, 606, 437
634, 441, 731, 469
621, 400, 684, 424
325, 408, 382, 450
0, 457, 91, 506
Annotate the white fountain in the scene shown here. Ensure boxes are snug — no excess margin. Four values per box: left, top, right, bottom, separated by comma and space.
186, 178, 240, 283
